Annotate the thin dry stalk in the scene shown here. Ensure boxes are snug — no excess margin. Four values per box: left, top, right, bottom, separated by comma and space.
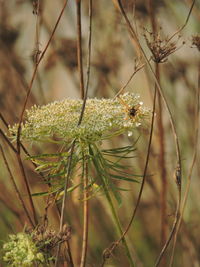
166, 0, 196, 44
33, 0, 46, 103
85, 0, 92, 97
80, 160, 89, 267
1, 114, 37, 225
0, 41, 37, 103
78, 0, 92, 126
112, 0, 141, 58
0, 145, 34, 227
0, 128, 17, 153
101, 86, 157, 267
112, 1, 195, 264
14, 0, 68, 228
147, 0, 168, 247
157, 80, 167, 247
56, 0, 92, 263
155, 185, 181, 267
0, 112, 9, 128
169, 64, 200, 267
80, 1, 93, 266
76, 0, 85, 99
112, 0, 181, 177
16, 0, 68, 146
16, 154, 38, 225
114, 62, 146, 98
154, 0, 196, 263
114, 0, 180, 253
113, 0, 196, 156
33, 0, 41, 64
55, 141, 76, 267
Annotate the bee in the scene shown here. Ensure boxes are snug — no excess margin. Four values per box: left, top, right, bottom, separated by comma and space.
128, 105, 140, 117
117, 96, 141, 120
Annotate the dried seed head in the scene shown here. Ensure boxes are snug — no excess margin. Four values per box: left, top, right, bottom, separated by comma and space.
144, 29, 181, 63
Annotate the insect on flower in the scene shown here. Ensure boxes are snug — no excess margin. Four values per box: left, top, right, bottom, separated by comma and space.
128, 105, 141, 118
117, 96, 141, 120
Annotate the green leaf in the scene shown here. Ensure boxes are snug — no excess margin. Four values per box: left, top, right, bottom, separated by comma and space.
26, 151, 69, 160
31, 183, 81, 197
116, 187, 131, 191
110, 174, 139, 183
31, 191, 49, 197
101, 145, 136, 154
47, 170, 66, 178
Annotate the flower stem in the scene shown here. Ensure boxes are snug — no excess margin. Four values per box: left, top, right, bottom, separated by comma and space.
80, 159, 89, 267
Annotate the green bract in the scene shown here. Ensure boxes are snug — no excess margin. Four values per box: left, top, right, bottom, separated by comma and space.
3, 233, 45, 267
9, 93, 149, 143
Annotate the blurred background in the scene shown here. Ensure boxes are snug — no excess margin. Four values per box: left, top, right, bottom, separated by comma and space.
0, 0, 199, 266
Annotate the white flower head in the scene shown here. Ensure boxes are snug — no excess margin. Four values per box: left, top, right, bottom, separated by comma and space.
9, 93, 150, 144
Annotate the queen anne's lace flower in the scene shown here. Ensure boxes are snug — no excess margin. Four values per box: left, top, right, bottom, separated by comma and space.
3, 233, 45, 266
9, 93, 149, 143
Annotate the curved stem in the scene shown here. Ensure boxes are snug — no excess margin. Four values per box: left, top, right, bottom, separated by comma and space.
155, 188, 181, 267
14, 0, 68, 229
156, 66, 167, 248
16, 0, 68, 149
112, 2, 184, 265
17, 154, 38, 225
80, 159, 89, 267
76, 0, 85, 99
113, 0, 181, 173
169, 63, 200, 267
0, 145, 34, 227
148, 0, 167, 247
55, 141, 76, 267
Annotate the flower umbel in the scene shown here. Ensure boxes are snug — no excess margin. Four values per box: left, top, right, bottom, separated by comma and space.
2, 226, 71, 267
9, 93, 149, 144
2, 232, 45, 267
